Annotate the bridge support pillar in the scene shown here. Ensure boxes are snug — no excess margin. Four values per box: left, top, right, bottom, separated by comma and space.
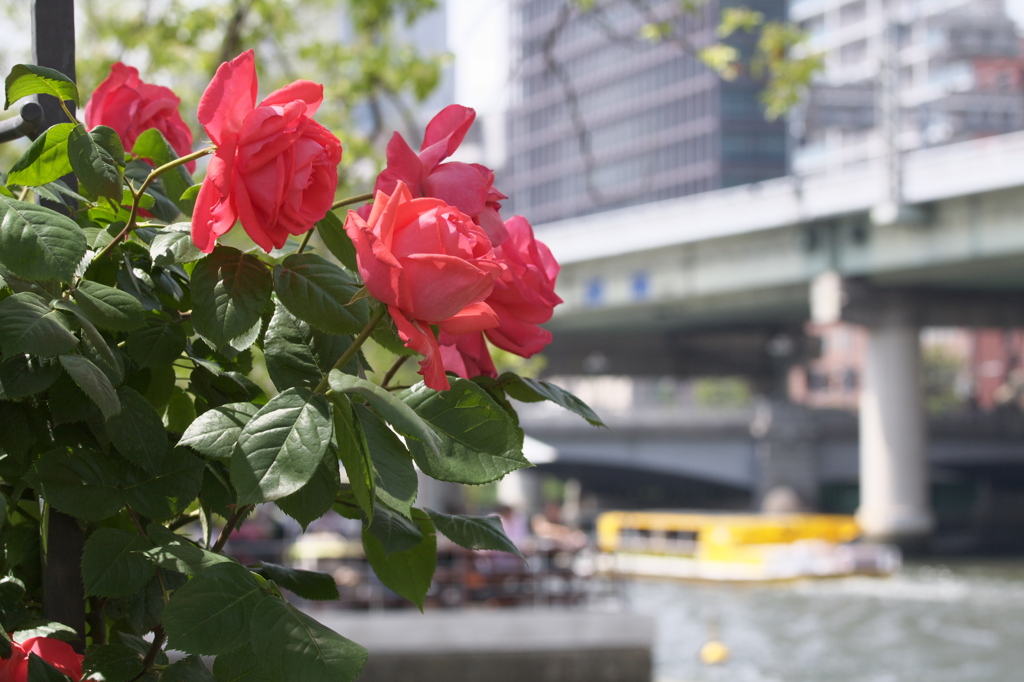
856, 313, 934, 543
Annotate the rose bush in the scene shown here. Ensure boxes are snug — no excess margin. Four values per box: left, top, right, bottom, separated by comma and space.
84, 61, 196, 171
191, 49, 343, 252
0, 48, 604, 682
0, 638, 83, 682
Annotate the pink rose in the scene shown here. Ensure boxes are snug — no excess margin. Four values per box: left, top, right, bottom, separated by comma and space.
0, 637, 83, 682
366, 105, 508, 245
436, 216, 562, 380
84, 62, 195, 171
191, 50, 342, 253
344, 182, 503, 390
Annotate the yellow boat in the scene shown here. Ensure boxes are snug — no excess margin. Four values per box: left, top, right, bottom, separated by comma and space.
594, 511, 901, 582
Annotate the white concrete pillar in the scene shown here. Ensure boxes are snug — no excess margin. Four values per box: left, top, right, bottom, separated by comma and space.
856, 316, 934, 541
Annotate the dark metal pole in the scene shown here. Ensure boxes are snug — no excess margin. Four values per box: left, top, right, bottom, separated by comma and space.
32, 0, 87, 652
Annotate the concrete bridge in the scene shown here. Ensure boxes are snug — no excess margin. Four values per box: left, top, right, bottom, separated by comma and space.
533, 131, 1024, 545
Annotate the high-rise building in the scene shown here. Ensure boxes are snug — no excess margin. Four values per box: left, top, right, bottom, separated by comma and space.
503, 0, 789, 226
791, 0, 1024, 174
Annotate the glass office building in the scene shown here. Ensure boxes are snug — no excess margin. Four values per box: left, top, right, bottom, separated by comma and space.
503, 0, 789, 225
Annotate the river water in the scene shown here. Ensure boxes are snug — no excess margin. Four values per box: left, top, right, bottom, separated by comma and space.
617, 560, 1024, 682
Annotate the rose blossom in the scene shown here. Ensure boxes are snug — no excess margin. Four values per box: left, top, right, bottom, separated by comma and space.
436, 215, 562, 380
84, 62, 195, 171
365, 105, 508, 244
191, 50, 342, 253
0, 637, 83, 682
344, 182, 504, 390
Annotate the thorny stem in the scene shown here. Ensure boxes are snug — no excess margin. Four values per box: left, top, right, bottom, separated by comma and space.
132, 626, 166, 682
296, 228, 315, 254
331, 192, 373, 211
212, 504, 253, 553
314, 305, 388, 394
92, 146, 216, 263
380, 355, 408, 389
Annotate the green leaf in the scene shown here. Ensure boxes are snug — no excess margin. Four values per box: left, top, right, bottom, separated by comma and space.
82, 644, 146, 682
6, 123, 75, 187
231, 388, 333, 505
315, 209, 358, 272
328, 371, 441, 455
5, 63, 80, 108
122, 447, 204, 521
13, 622, 76, 643
150, 223, 204, 266
69, 124, 124, 200
355, 404, 417, 518
163, 655, 215, 682
178, 184, 201, 216
0, 195, 87, 282
275, 448, 341, 530
365, 502, 423, 555
191, 247, 273, 349
53, 300, 123, 385
252, 562, 339, 601
250, 598, 367, 682
47, 373, 96, 424
59, 354, 121, 419
142, 523, 232, 576
34, 448, 127, 521
212, 648, 273, 682
0, 354, 61, 398
165, 385, 197, 433
72, 280, 146, 332
106, 386, 168, 473
125, 317, 187, 367
0, 629, 10, 659
178, 402, 259, 459
362, 509, 436, 610
27, 653, 72, 682
499, 373, 606, 426
273, 253, 368, 335
82, 528, 155, 598
330, 396, 373, 520
426, 509, 525, 558
132, 129, 193, 206
0, 292, 77, 357
163, 562, 265, 656
263, 302, 356, 392
402, 378, 529, 484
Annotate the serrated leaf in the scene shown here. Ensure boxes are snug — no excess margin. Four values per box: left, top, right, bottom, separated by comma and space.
250, 598, 367, 682
5, 63, 79, 108
191, 247, 273, 349
263, 303, 356, 392
59, 354, 120, 419
69, 124, 124, 200
6, 123, 75, 187
71, 280, 146, 332
82, 644, 145, 682
273, 253, 368, 335
53, 300, 124, 385
142, 523, 232, 576
402, 378, 529, 484
355, 404, 417, 518
150, 223, 204, 266
231, 388, 333, 504
0, 629, 10, 659
330, 396, 373, 520
253, 562, 339, 601
0, 292, 77, 357
0, 354, 61, 398
82, 528, 155, 598
178, 402, 259, 459
365, 502, 422, 555
426, 509, 525, 558
328, 371, 441, 455
362, 509, 436, 610
499, 373, 606, 426
122, 447, 204, 521
163, 562, 265, 655
27, 653, 72, 682
275, 449, 341, 530
34, 448, 127, 521
315, 209, 358, 272
0, 196, 87, 282
125, 317, 187, 367
212, 648, 272, 682
106, 386, 168, 473
163, 655, 215, 682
